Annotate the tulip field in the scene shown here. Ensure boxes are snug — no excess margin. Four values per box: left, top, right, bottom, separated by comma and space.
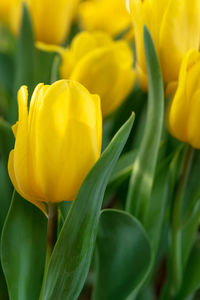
0, 1, 200, 300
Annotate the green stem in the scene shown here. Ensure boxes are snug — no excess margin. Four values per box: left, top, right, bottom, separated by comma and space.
39, 203, 58, 300
47, 203, 58, 260
170, 146, 194, 298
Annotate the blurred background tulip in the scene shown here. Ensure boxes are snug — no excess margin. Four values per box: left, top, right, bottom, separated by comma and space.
37, 31, 135, 117
4, 0, 81, 44
0, 0, 16, 24
167, 49, 200, 149
128, 0, 200, 90
8, 80, 102, 211
78, 0, 133, 38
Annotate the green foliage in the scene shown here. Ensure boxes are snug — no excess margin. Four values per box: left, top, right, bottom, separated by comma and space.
126, 26, 164, 222
178, 238, 200, 299
1, 192, 47, 300
0, 118, 14, 161
92, 209, 151, 300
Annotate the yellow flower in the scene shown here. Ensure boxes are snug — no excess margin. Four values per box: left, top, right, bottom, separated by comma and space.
9, 0, 80, 44
128, 0, 200, 90
37, 31, 135, 117
167, 49, 200, 149
8, 80, 102, 213
0, 0, 18, 25
0, 0, 11, 21
78, 0, 133, 38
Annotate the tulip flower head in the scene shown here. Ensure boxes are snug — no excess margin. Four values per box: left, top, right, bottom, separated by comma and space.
167, 49, 200, 149
128, 0, 200, 90
37, 31, 135, 117
78, 0, 133, 37
8, 80, 102, 213
8, 0, 80, 44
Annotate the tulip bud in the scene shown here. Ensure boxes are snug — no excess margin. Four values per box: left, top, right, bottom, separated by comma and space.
9, 0, 80, 44
8, 80, 102, 212
78, 0, 133, 38
37, 31, 135, 117
167, 49, 200, 149
128, 0, 200, 90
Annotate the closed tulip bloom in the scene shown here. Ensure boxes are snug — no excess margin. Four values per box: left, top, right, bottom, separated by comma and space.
37, 31, 135, 117
10, 0, 80, 44
8, 80, 102, 213
128, 0, 200, 90
167, 49, 200, 149
78, 0, 133, 37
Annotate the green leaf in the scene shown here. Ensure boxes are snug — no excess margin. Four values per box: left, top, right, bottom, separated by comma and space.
0, 53, 14, 93
145, 146, 183, 253
136, 284, 155, 300
181, 200, 200, 268
9, 4, 36, 123
35, 48, 59, 85
9, 5, 61, 123
0, 263, 9, 300
181, 150, 200, 223
50, 55, 61, 83
1, 192, 47, 300
41, 114, 135, 300
14, 4, 36, 98
92, 209, 151, 300
145, 159, 170, 253
0, 161, 12, 234
126, 26, 164, 221
0, 118, 14, 161
0, 24, 15, 55
178, 237, 200, 299
108, 149, 137, 188
0, 162, 12, 300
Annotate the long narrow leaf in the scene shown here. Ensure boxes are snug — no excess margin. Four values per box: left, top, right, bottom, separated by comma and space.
1, 192, 47, 300
126, 26, 164, 222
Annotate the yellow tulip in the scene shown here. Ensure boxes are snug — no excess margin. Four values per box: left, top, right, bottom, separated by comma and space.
9, 0, 80, 44
0, 1, 10, 21
128, 0, 200, 90
8, 80, 102, 213
0, 0, 18, 24
167, 49, 200, 149
37, 31, 135, 117
78, 0, 133, 37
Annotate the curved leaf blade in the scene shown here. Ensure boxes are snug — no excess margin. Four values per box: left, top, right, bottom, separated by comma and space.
126, 26, 164, 222
178, 237, 200, 299
92, 209, 151, 300
1, 192, 47, 300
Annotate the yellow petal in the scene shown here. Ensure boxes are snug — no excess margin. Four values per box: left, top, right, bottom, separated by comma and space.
36, 42, 64, 55
159, 0, 200, 82
70, 31, 113, 63
187, 90, 200, 149
12, 86, 46, 205
8, 150, 47, 215
70, 41, 135, 116
79, 0, 132, 37
130, 0, 167, 80
12, 122, 18, 138
34, 80, 102, 202
26, 0, 81, 44
166, 50, 192, 141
